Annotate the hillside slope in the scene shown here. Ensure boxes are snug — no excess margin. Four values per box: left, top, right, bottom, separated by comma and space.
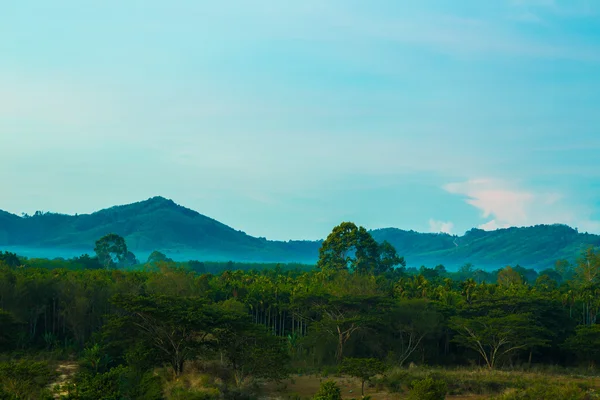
372, 224, 600, 270
0, 197, 319, 262
1, 197, 598, 269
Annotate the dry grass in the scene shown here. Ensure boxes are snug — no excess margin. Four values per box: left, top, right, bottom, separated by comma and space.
264, 374, 399, 400
262, 368, 600, 400
263, 374, 492, 399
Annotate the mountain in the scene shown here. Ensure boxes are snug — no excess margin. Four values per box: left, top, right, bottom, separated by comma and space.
1, 196, 599, 269
371, 225, 600, 270
0, 197, 319, 263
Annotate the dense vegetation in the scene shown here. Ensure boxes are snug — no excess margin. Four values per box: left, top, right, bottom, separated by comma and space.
3, 196, 600, 269
2, 221, 600, 399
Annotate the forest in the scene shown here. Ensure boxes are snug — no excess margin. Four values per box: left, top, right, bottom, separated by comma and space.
2, 221, 600, 399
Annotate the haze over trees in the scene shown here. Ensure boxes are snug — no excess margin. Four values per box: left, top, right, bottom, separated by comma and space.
2, 197, 600, 269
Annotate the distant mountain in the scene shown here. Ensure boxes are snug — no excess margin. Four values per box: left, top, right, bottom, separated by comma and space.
0, 197, 319, 263
371, 225, 600, 270
1, 196, 599, 269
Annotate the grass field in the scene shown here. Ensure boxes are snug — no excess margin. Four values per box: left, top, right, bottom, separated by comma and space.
36, 361, 600, 399
262, 368, 600, 399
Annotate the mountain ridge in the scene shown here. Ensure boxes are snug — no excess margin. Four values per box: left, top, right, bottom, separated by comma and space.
1, 196, 598, 269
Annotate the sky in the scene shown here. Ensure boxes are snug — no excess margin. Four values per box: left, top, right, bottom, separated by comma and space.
1, 0, 600, 240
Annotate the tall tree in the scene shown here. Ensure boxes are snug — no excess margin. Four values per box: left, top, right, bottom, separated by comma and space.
377, 241, 406, 274
450, 312, 547, 369
94, 234, 128, 270
107, 294, 217, 376
147, 251, 173, 264
317, 222, 382, 274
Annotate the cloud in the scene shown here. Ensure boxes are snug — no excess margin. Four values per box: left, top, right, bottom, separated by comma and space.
443, 178, 600, 233
429, 219, 454, 234
478, 220, 511, 231
443, 179, 535, 225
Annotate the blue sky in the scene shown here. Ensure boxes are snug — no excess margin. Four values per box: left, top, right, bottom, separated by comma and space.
1, 0, 600, 240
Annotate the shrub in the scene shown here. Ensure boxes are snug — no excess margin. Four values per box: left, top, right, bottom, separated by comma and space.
64, 365, 163, 400
0, 360, 57, 399
314, 380, 342, 400
168, 387, 221, 400
408, 377, 447, 400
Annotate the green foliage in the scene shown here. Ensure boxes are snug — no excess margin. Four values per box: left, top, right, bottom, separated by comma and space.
80, 343, 112, 374
317, 222, 399, 274
0, 251, 21, 267
408, 377, 448, 400
65, 365, 163, 400
450, 312, 549, 369
147, 250, 174, 264
216, 312, 290, 385
340, 357, 385, 381
94, 233, 128, 269
0, 309, 20, 351
0, 360, 57, 400
4, 233, 600, 400
107, 293, 215, 376
493, 382, 596, 400
564, 324, 600, 365
313, 380, 342, 400
340, 357, 385, 396
167, 387, 220, 400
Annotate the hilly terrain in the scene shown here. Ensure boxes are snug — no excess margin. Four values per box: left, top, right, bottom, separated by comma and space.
1, 196, 599, 270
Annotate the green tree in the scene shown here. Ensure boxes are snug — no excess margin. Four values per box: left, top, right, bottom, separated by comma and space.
387, 299, 441, 366
94, 234, 128, 269
0, 309, 20, 351
147, 250, 173, 264
120, 251, 139, 268
0, 251, 21, 268
317, 222, 380, 274
314, 380, 342, 400
555, 259, 574, 281
408, 377, 447, 400
216, 315, 289, 386
377, 240, 406, 274
311, 295, 381, 363
564, 324, 600, 368
340, 357, 385, 397
497, 266, 524, 287
107, 294, 216, 376
450, 312, 547, 369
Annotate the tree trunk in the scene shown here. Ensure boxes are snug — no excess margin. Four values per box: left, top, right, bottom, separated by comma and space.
336, 328, 345, 363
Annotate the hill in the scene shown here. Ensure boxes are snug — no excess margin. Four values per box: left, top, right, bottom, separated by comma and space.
1, 196, 599, 269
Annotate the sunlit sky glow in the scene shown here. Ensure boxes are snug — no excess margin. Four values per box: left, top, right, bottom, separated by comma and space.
2, 0, 600, 240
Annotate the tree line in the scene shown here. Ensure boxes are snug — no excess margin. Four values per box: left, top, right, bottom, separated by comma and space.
1, 221, 600, 398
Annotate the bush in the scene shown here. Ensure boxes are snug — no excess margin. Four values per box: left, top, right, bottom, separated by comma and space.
168, 387, 221, 400
314, 380, 342, 400
408, 377, 447, 400
0, 360, 57, 399
64, 365, 163, 400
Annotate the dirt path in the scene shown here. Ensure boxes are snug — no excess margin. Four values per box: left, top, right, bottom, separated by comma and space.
50, 362, 78, 398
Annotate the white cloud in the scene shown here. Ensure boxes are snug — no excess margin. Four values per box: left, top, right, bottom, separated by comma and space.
478, 220, 510, 231
429, 219, 454, 234
444, 179, 535, 225
443, 178, 600, 233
